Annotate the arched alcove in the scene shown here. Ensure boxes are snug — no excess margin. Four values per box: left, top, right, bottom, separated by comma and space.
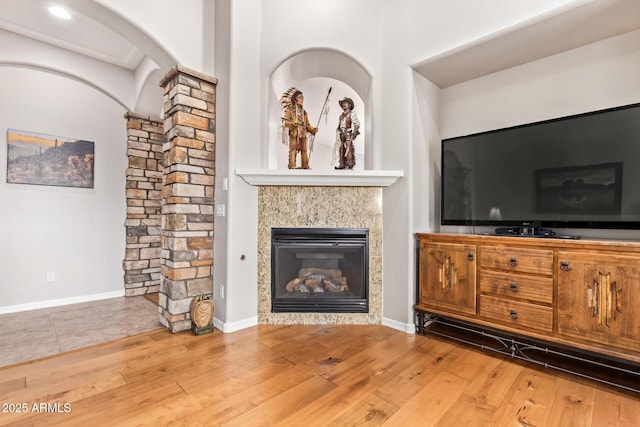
268, 49, 373, 171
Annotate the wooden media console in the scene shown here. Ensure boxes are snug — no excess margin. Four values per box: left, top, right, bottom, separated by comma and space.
415, 233, 640, 393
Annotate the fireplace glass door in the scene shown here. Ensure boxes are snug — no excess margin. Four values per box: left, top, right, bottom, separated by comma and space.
271, 228, 369, 313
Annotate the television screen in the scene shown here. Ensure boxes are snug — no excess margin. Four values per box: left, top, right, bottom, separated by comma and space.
441, 102, 640, 231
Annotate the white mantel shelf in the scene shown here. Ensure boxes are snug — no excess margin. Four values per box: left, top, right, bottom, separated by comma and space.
235, 168, 404, 187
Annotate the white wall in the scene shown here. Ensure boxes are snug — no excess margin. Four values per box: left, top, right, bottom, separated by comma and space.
222, 0, 261, 328
217, 0, 589, 331
0, 0, 199, 313
212, 0, 231, 328
93, 0, 205, 71
440, 31, 640, 138
375, 0, 588, 328
0, 67, 127, 312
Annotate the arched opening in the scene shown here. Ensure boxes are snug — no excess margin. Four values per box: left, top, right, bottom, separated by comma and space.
268, 49, 373, 170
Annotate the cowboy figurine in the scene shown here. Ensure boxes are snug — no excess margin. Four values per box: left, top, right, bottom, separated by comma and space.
334, 97, 360, 169
282, 89, 317, 169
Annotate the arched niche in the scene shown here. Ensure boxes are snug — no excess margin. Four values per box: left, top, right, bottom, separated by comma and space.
268, 49, 372, 171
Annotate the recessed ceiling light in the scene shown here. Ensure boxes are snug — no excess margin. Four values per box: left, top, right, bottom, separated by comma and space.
49, 6, 72, 20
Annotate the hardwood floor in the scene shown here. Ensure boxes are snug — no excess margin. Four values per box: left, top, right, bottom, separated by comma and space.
0, 324, 638, 426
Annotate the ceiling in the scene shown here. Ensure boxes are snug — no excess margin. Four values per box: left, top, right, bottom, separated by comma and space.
415, 0, 640, 88
3, 1, 640, 103
0, 0, 143, 70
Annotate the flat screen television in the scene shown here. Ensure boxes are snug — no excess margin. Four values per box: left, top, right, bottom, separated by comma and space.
441, 102, 640, 236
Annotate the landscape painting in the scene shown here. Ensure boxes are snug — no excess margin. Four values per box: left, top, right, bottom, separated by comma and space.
536, 162, 622, 214
7, 129, 94, 188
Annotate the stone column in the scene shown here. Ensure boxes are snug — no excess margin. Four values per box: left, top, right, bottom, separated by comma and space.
123, 113, 164, 296
159, 66, 217, 332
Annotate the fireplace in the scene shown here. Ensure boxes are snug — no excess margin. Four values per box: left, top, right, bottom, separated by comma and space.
271, 228, 369, 313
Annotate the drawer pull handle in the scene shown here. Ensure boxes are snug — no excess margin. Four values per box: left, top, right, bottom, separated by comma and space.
468, 252, 474, 261
560, 261, 571, 271
509, 310, 518, 320
509, 257, 518, 267
509, 283, 519, 292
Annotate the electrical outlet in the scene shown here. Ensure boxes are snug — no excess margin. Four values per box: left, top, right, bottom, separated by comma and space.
219, 284, 225, 299
46, 271, 56, 282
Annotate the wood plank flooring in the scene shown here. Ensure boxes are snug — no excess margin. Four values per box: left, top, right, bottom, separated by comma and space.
0, 324, 638, 426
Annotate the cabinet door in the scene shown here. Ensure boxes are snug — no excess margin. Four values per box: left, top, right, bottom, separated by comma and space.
420, 242, 477, 316
557, 251, 640, 353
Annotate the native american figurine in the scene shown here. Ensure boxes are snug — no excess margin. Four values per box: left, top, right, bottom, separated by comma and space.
333, 97, 360, 169
281, 87, 318, 169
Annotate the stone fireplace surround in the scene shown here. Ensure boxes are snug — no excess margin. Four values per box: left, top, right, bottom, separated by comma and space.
257, 185, 384, 325
237, 169, 403, 326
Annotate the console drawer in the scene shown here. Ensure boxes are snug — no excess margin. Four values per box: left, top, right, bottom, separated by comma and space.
479, 270, 553, 304
479, 295, 553, 333
480, 246, 553, 275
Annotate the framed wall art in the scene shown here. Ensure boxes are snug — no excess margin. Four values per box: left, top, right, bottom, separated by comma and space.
536, 162, 622, 214
6, 129, 94, 188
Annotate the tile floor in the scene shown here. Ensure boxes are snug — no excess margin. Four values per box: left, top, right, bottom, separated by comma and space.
0, 296, 161, 368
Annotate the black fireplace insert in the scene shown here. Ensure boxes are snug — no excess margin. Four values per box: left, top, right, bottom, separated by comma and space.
271, 228, 369, 313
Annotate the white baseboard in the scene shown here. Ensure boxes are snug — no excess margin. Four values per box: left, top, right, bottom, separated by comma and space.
382, 316, 416, 334
0, 290, 126, 315
214, 315, 258, 333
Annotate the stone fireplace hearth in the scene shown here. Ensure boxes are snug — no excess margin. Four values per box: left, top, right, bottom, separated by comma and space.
257, 185, 383, 325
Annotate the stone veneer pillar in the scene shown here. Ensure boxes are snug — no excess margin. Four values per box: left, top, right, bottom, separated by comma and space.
159, 66, 217, 332
123, 113, 164, 296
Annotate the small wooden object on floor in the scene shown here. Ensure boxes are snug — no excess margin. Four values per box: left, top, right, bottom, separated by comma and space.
192, 324, 214, 335
190, 294, 215, 335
